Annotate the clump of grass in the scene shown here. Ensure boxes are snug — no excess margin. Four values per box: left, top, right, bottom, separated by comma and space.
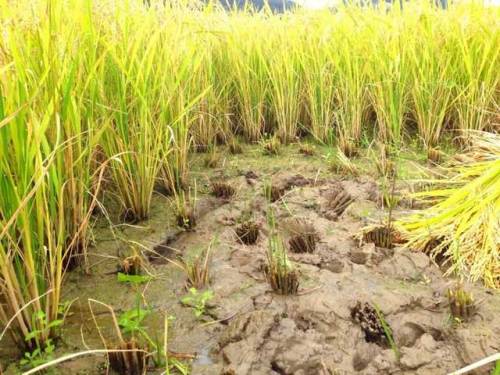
332, 29, 367, 157
119, 252, 144, 276
261, 135, 281, 156
427, 146, 444, 163
211, 181, 235, 199
361, 224, 398, 249
204, 146, 221, 168
183, 240, 214, 289
236, 221, 260, 245
265, 210, 299, 295
228, 137, 243, 155
287, 219, 319, 253
330, 148, 360, 176
361, 171, 402, 249
372, 143, 396, 178
267, 42, 302, 144
174, 189, 197, 231
298, 143, 315, 156
338, 138, 359, 158
447, 284, 476, 323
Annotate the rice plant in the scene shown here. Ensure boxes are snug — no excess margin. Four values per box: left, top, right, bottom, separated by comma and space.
1, 0, 499, 361
228, 23, 269, 141
0, 0, 100, 352
182, 239, 215, 289
266, 28, 303, 144
409, 21, 454, 154
265, 210, 299, 295
367, 16, 411, 146
447, 283, 476, 322
398, 132, 500, 288
301, 32, 337, 143
331, 23, 369, 156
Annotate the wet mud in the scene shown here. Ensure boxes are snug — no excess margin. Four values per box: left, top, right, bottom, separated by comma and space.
2, 146, 499, 375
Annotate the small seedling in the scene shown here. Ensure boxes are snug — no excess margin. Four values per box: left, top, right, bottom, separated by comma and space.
174, 189, 196, 231
373, 303, 400, 360
20, 338, 55, 369
287, 219, 319, 253
236, 221, 260, 245
21, 305, 67, 368
265, 210, 299, 295
211, 181, 235, 199
183, 239, 215, 289
181, 288, 214, 318
261, 135, 281, 156
447, 284, 476, 323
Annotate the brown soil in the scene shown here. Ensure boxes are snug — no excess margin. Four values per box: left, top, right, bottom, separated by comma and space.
2, 146, 499, 375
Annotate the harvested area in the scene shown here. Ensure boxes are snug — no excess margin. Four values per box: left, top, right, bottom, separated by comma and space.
3, 145, 498, 374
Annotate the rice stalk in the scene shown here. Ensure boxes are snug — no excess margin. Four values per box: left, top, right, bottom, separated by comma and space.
397, 133, 500, 288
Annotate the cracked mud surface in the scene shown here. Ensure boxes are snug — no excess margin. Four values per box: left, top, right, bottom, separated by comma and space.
2, 145, 499, 374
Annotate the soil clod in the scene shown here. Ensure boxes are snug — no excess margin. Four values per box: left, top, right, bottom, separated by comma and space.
211, 181, 235, 199
264, 184, 285, 202
361, 225, 398, 249
324, 184, 354, 218
351, 302, 389, 347
287, 219, 319, 253
236, 221, 260, 245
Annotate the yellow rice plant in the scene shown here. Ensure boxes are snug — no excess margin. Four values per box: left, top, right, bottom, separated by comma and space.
398, 132, 500, 288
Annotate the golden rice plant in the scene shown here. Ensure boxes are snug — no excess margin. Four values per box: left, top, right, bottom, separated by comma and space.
0, 0, 101, 351
228, 22, 269, 142
448, 8, 499, 138
398, 132, 500, 288
331, 20, 369, 156
367, 14, 411, 146
266, 26, 303, 144
265, 210, 299, 295
301, 29, 337, 143
409, 19, 454, 155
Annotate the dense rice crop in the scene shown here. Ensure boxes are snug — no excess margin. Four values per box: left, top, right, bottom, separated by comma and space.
0, 0, 498, 359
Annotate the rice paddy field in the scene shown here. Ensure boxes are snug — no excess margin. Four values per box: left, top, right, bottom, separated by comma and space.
0, 0, 499, 374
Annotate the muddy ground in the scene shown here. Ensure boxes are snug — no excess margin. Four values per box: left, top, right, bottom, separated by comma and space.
2, 145, 499, 374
